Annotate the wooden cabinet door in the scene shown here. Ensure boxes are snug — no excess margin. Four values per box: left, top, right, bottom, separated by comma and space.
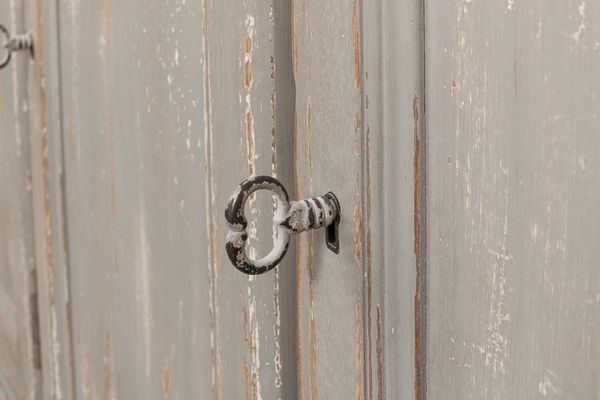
5, 0, 600, 399
22, 0, 422, 398
424, 1, 600, 398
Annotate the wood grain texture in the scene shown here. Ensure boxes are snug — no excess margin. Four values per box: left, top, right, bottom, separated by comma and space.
46, 0, 426, 396
25, 0, 76, 398
292, 1, 366, 398
202, 0, 296, 398
291, 1, 426, 398
56, 0, 296, 398
0, 1, 41, 399
426, 1, 600, 398
362, 0, 426, 399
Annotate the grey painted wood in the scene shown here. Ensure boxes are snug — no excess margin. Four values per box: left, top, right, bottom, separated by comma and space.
41, 0, 421, 398
0, 1, 41, 399
426, 1, 600, 398
289, 2, 429, 399
25, 0, 75, 398
291, 1, 425, 398
56, 0, 296, 398
41, 1, 425, 398
362, 0, 426, 398
202, 1, 297, 398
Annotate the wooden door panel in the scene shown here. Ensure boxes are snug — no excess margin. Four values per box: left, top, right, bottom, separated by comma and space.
56, 0, 296, 398
426, 1, 600, 398
43, 0, 423, 398
0, 1, 41, 399
291, 0, 424, 398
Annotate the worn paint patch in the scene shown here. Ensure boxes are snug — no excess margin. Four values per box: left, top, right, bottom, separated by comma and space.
244, 36, 253, 88
244, 13, 256, 177
359, 112, 374, 400
273, 269, 282, 389
244, 15, 255, 89
162, 367, 170, 398
307, 234, 317, 400
242, 358, 250, 400
412, 95, 423, 400
295, 238, 305, 400
104, 329, 117, 399
354, 113, 363, 265
201, 1, 223, 395
355, 303, 363, 400
248, 287, 262, 400
78, 331, 92, 399
352, 0, 361, 89
571, 2, 586, 44
306, 98, 313, 174
244, 60, 253, 88
136, 206, 152, 379
245, 109, 255, 176
354, 194, 363, 263
376, 306, 383, 400
271, 88, 277, 173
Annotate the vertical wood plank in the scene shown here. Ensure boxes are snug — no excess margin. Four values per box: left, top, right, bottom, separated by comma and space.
26, 0, 76, 398
426, 1, 600, 398
56, 0, 297, 398
292, 0, 427, 398
0, 1, 41, 398
203, 0, 296, 398
292, 1, 366, 398
58, 1, 213, 398
57, 1, 223, 398
362, 0, 426, 398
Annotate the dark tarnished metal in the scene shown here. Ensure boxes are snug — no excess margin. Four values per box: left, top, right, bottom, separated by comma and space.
0, 24, 33, 70
225, 175, 341, 275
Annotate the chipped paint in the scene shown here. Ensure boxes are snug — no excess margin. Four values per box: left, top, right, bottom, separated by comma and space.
244, 37, 253, 88
242, 358, 250, 400
244, 13, 256, 177
248, 287, 263, 400
412, 95, 423, 400
201, 0, 223, 396
571, 2, 586, 44
305, 98, 313, 174
245, 109, 255, 175
376, 306, 383, 400
307, 235, 317, 400
365, 124, 373, 400
272, 269, 282, 389
135, 206, 152, 379
295, 236, 305, 400
354, 179, 363, 265
355, 303, 363, 400
271, 87, 277, 174
352, 0, 361, 89
162, 367, 170, 399
104, 329, 117, 400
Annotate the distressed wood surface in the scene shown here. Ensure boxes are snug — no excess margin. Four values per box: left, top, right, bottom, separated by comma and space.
25, 0, 76, 398
362, 0, 426, 398
291, 0, 425, 399
426, 1, 600, 398
0, 1, 40, 399
291, 1, 368, 398
199, 0, 297, 398
33, 0, 421, 398
56, 0, 296, 398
